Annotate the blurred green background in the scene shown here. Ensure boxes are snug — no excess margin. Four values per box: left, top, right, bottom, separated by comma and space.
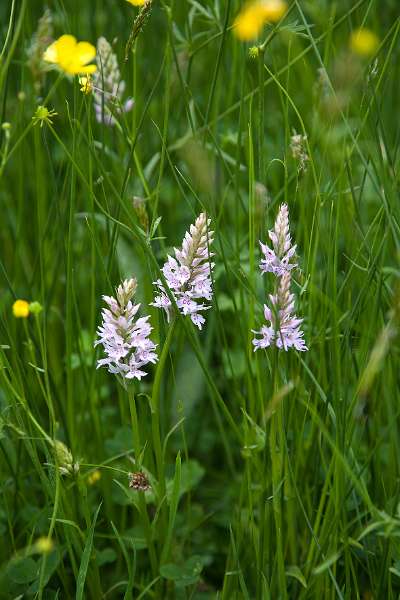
1, 0, 400, 598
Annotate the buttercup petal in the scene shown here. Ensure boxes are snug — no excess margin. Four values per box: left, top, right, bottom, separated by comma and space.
75, 41, 96, 65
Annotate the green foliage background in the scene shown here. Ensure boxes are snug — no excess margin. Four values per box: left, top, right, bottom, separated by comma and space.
0, 0, 400, 598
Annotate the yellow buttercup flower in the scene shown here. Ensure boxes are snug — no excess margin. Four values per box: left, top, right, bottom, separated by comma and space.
79, 75, 93, 94
234, 1, 287, 41
234, 2, 268, 41
262, 0, 287, 22
12, 300, 30, 318
44, 35, 97, 75
126, 0, 147, 5
350, 28, 379, 57
35, 536, 54, 554
87, 470, 102, 485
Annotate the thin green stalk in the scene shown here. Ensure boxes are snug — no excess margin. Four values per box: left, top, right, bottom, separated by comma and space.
128, 387, 158, 577
150, 319, 176, 501
269, 353, 287, 599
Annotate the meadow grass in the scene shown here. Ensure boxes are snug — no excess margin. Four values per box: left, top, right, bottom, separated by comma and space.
0, 0, 400, 598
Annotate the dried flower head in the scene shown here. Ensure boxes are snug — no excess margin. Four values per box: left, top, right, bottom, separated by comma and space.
260, 203, 297, 277
95, 278, 158, 380
253, 272, 307, 352
93, 37, 134, 126
129, 471, 151, 491
27, 8, 54, 92
133, 196, 149, 233
290, 130, 309, 174
125, 0, 153, 59
254, 182, 271, 219
151, 213, 214, 330
315, 67, 330, 102
44, 34, 97, 75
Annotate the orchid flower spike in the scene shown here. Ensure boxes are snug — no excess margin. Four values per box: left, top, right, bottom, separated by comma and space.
95, 278, 158, 380
253, 272, 307, 352
253, 203, 308, 352
260, 203, 297, 277
151, 213, 214, 330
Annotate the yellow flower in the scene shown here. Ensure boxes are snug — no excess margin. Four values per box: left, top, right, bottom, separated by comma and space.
126, 0, 147, 5
234, 2, 268, 40
262, 0, 287, 22
233, 1, 287, 41
350, 28, 379, 57
43, 35, 97, 75
87, 470, 102, 485
35, 536, 54, 554
79, 75, 93, 94
12, 300, 30, 318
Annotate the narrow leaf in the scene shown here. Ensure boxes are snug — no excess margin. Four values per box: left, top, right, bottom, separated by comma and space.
76, 502, 102, 600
